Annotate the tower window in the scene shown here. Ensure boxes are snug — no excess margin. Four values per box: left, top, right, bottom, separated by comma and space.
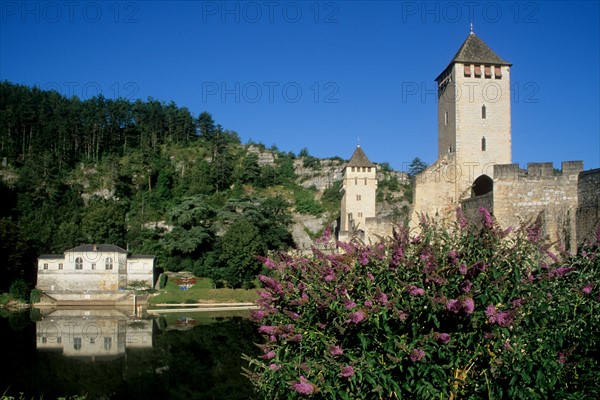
355, 177, 358, 185
474, 65, 481, 77
482, 105, 486, 119
484, 66, 491, 78
464, 64, 471, 77
356, 195, 361, 201
364, 178, 367, 185
481, 137, 487, 151
351, 167, 355, 172
494, 66, 502, 78
444, 111, 448, 125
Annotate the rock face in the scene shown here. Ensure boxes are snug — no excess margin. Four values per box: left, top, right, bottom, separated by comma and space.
294, 158, 344, 191
247, 145, 275, 166
291, 214, 328, 250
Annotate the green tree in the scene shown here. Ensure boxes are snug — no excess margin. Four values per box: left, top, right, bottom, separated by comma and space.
407, 157, 428, 178
217, 218, 265, 288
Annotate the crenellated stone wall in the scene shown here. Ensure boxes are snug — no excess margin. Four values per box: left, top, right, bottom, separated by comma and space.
576, 168, 600, 245
492, 161, 583, 251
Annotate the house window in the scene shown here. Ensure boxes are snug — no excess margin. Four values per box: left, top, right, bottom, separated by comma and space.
484, 65, 491, 78
91, 263, 96, 270
474, 65, 481, 77
105, 257, 113, 270
43, 263, 48, 270
104, 337, 112, 350
75, 257, 83, 270
464, 64, 471, 77
74, 337, 82, 351
481, 137, 487, 151
58, 263, 63, 270
482, 105, 486, 119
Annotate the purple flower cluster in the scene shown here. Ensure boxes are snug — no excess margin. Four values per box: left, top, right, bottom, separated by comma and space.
446, 297, 475, 315
292, 376, 315, 395
339, 365, 354, 378
434, 332, 451, 344
410, 348, 426, 362
582, 283, 594, 295
479, 207, 494, 229
375, 291, 389, 305
486, 305, 514, 327
347, 310, 366, 325
407, 285, 425, 296
329, 345, 343, 356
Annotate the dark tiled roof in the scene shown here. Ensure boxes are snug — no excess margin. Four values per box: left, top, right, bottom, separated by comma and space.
346, 146, 374, 167
66, 244, 128, 253
437, 32, 511, 81
39, 254, 64, 260
451, 33, 510, 65
129, 254, 156, 259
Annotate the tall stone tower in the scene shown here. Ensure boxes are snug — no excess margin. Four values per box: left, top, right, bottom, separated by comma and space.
437, 29, 512, 176
412, 30, 513, 224
339, 145, 377, 241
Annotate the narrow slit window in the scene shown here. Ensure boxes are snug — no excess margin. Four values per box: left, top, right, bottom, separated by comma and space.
482, 105, 486, 119
364, 178, 367, 185
354, 177, 358, 185
481, 137, 487, 151
444, 111, 448, 125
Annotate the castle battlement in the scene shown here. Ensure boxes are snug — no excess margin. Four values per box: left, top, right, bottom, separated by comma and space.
494, 161, 584, 181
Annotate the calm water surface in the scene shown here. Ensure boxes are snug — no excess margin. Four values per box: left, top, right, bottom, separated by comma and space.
0, 308, 261, 400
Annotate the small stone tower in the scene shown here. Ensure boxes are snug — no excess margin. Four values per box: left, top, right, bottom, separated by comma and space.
339, 145, 377, 241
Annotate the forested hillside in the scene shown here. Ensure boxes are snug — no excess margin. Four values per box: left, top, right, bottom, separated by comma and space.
0, 82, 411, 293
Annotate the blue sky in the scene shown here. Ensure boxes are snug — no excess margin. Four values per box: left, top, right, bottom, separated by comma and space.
1, 1, 599, 172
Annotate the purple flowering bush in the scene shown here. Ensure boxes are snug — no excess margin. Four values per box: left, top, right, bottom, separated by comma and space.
245, 210, 600, 399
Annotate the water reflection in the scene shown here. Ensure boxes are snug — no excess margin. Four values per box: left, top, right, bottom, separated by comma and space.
1, 308, 261, 399
36, 308, 153, 361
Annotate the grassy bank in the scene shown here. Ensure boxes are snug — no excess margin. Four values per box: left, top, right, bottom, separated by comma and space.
148, 276, 259, 306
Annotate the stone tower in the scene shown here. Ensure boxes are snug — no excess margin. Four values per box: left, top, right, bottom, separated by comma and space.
437, 29, 512, 181
339, 145, 377, 241
412, 30, 513, 223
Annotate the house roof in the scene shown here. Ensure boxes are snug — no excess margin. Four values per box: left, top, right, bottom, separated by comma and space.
129, 254, 156, 259
436, 32, 511, 81
346, 145, 374, 168
38, 254, 64, 260
66, 244, 128, 253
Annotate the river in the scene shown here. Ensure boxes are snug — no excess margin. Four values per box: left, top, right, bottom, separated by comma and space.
0, 307, 261, 399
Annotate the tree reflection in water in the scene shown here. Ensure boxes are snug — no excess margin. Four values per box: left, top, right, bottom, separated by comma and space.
0, 310, 262, 400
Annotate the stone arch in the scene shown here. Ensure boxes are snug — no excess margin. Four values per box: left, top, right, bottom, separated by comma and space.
472, 175, 493, 197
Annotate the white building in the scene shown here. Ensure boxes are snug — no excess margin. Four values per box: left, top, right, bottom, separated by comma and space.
37, 244, 155, 293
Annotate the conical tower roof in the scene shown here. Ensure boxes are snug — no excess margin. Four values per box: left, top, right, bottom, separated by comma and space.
346, 145, 374, 168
